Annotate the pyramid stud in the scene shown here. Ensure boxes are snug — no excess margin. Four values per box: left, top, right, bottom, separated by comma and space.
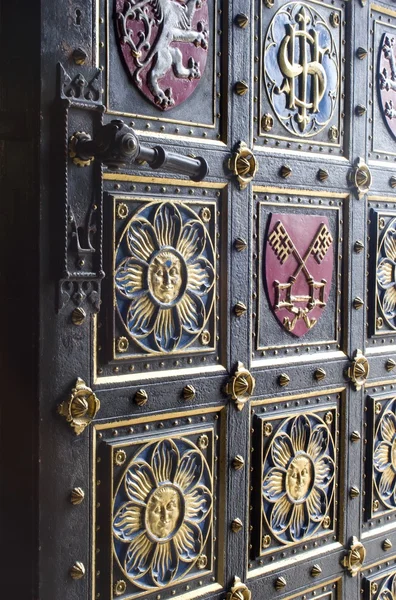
354, 240, 364, 253
311, 564, 322, 578
231, 518, 243, 533
356, 47, 368, 60
390, 176, 396, 189
355, 104, 367, 116
350, 486, 360, 499
280, 165, 292, 179
235, 13, 249, 28
314, 368, 326, 382
353, 297, 364, 310
279, 373, 290, 387
274, 577, 287, 591
182, 385, 196, 401
386, 358, 396, 372
232, 455, 245, 470
383, 539, 393, 551
234, 301, 247, 317
135, 389, 148, 406
235, 81, 249, 96
70, 487, 85, 505
318, 168, 329, 181
234, 238, 247, 252
350, 431, 361, 443
70, 561, 86, 580
71, 307, 86, 326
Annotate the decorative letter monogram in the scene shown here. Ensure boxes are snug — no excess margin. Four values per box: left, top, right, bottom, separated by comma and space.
264, 3, 338, 137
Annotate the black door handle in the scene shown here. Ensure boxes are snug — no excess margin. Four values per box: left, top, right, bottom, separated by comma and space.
69, 119, 209, 182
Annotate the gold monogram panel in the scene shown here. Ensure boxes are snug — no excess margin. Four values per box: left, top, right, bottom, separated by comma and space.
93, 407, 225, 600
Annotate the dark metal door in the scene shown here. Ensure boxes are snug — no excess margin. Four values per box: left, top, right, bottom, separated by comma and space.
36, 0, 396, 599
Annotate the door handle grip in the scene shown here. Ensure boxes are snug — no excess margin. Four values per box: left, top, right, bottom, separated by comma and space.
69, 119, 209, 182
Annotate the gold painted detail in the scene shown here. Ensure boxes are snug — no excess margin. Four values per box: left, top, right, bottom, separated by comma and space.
116, 336, 129, 353
135, 389, 148, 406
373, 397, 396, 511
225, 362, 256, 411
349, 486, 360, 499
356, 47, 368, 60
70, 487, 85, 505
114, 449, 127, 466
264, 0, 275, 7
349, 158, 372, 199
390, 176, 396, 189
347, 350, 369, 391
353, 296, 364, 310
341, 537, 366, 577
226, 577, 251, 600
314, 367, 326, 382
318, 169, 329, 182
200, 330, 211, 345
231, 518, 243, 533
354, 240, 364, 253
328, 125, 338, 141
278, 373, 290, 387
229, 142, 258, 190
71, 307, 86, 326
262, 412, 336, 546
114, 580, 127, 596
232, 455, 245, 470
235, 14, 249, 29
275, 576, 287, 591
234, 238, 247, 252
58, 378, 100, 435
373, 499, 380, 511
386, 358, 396, 372
383, 538, 393, 551
198, 434, 209, 449
182, 384, 196, 401
69, 132, 94, 167
234, 301, 247, 317
329, 12, 340, 27
262, 113, 274, 132
262, 535, 271, 549
375, 402, 382, 415
235, 81, 249, 96
280, 165, 292, 179
311, 564, 322, 577
117, 203, 129, 219
263, 422, 273, 436
350, 431, 361, 443
113, 437, 213, 589
371, 582, 378, 595
70, 561, 86, 580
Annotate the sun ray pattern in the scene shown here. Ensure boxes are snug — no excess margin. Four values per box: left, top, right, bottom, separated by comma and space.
113, 437, 213, 590
373, 399, 396, 510
115, 201, 215, 354
262, 413, 336, 545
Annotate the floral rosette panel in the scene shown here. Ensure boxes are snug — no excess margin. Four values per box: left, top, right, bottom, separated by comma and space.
113, 437, 213, 590
262, 413, 336, 548
377, 216, 396, 331
373, 398, 396, 513
115, 201, 215, 355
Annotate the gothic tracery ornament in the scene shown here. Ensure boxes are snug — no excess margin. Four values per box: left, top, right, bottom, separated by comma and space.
373, 398, 396, 511
377, 217, 396, 329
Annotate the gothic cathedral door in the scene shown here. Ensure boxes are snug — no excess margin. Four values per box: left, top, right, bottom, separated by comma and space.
36, 0, 396, 598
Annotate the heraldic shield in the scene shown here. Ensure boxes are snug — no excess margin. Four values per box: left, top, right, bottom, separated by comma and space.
115, 0, 209, 110
264, 213, 334, 338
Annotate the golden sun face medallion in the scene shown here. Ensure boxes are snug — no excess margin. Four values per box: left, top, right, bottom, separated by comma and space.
146, 485, 183, 540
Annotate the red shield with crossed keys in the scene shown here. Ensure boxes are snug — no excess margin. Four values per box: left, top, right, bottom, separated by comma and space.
115, 0, 209, 111
264, 213, 334, 338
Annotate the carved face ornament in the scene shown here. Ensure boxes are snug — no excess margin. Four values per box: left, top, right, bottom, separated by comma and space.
113, 438, 212, 589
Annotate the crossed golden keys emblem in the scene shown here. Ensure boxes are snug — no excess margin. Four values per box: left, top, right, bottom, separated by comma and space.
268, 220, 333, 333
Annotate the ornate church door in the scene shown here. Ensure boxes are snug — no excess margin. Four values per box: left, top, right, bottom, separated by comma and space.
37, 0, 396, 598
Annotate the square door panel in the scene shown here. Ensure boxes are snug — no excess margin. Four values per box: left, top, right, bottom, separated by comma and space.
249, 391, 342, 570
253, 190, 345, 359
99, 0, 224, 141
369, 5, 396, 162
93, 407, 224, 600
95, 183, 225, 383
364, 391, 396, 527
368, 205, 396, 342
254, 0, 346, 155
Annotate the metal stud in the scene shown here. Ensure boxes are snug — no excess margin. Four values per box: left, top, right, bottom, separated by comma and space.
314, 368, 326, 382
70, 487, 85, 505
235, 81, 249, 96
234, 238, 247, 252
235, 13, 249, 28
231, 518, 243, 533
350, 486, 360, 499
354, 240, 364, 253
353, 297, 364, 310
355, 105, 367, 116
71, 307, 86, 326
386, 358, 396, 372
383, 539, 393, 551
135, 389, 148, 406
72, 48, 88, 65
70, 561, 86, 580
234, 302, 247, 317
274, 577, 287, 591
278, 373, 290, 387
114, 580, 127, 596
280, 165, 292, 179
311, 564, 322, 578
350, 431, 361, 443
232, 455, 245, 470
317, 169, 329, 182
356, 47, 368, 60
262, 113, 274, 132
182, 385, 196, 401
390, 176, 396, 189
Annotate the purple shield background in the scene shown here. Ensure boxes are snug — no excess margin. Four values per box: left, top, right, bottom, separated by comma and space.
115, 0, 209, 111
379, 32, 396, 140
264, 213, 334, 338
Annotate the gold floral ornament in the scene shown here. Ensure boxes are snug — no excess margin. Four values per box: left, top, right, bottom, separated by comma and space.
341, 536, 366, 576
225, 362, 256, 411
373, 398, 396, 510
377, 572, 396, 599
228, 142, 258, 190
113, 438, 212, 590
58, 378, 100, 435
262, 413, 335, 545
226, 576, 251, 600
115, 202, 215, 354
377, 217, 396, 330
